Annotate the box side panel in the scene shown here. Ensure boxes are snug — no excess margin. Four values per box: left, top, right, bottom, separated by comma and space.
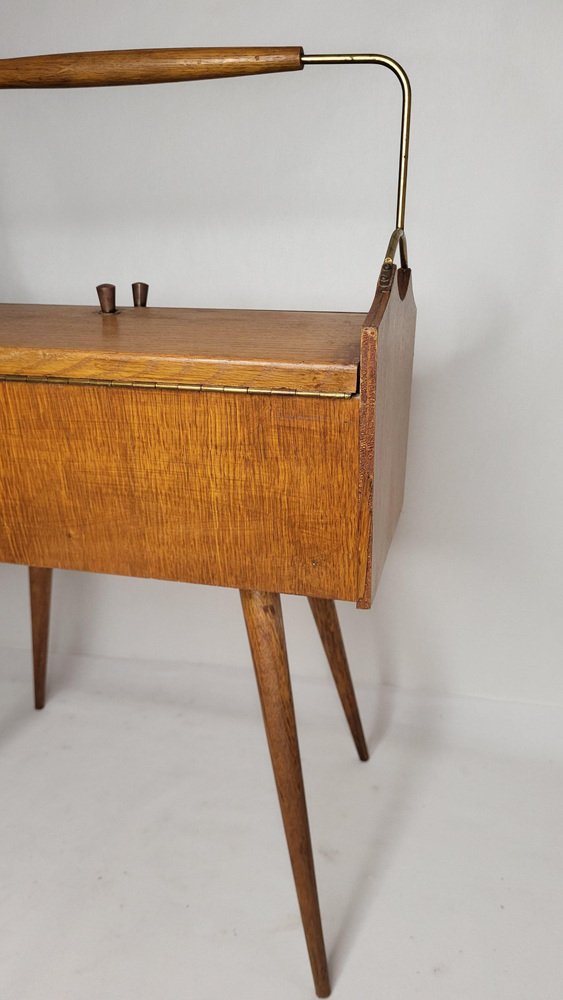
0, 383, 359, 600
357, 269, 416, 608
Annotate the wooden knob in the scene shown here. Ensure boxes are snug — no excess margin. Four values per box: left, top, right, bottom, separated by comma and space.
96, 283, 116, 314
132, 282, 149, 307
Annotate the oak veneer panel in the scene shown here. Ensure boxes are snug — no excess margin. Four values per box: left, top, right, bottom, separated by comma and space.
0, 305, 361, 395
0, 382, 359, 599
356, 267, 416, 608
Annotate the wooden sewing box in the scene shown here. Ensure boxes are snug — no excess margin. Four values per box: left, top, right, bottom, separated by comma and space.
0, 47, 416, 998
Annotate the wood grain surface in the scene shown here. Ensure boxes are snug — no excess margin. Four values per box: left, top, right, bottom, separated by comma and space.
0, 269, 415, 605
0, 47, 303, 89
0, 383, 359, 599
0, 305, 361, 395
356, 267, 416, 608
241, 590, 330, 997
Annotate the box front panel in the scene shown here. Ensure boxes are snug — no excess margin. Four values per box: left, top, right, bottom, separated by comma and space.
0, 382, 359, 599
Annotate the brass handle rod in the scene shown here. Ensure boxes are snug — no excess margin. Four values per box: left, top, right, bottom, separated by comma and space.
302, 53, 411, 268
0, 47, 303, 89
0, 47, 411, 268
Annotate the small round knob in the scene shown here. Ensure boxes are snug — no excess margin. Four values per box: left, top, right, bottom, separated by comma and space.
96, 283, 117, 314
132, 282, 149, 307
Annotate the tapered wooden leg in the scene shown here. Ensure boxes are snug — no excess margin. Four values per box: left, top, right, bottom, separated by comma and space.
308, 598, 369, 762
29, 567, 52, 710
240, 590, 331, 999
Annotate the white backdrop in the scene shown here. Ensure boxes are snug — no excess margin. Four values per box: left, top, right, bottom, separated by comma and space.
0, 1, 561, 705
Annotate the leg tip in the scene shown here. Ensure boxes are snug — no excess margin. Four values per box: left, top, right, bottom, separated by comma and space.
355, 734, 370, 762
313, 960, 331, 997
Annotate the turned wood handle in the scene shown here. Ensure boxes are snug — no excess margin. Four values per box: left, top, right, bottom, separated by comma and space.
0, 47, 304, 89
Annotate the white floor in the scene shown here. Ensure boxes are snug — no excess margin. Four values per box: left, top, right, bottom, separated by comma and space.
0, 646, 561, 1000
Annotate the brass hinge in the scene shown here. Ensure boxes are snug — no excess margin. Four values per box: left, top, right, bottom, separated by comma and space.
0, 373, 352, 399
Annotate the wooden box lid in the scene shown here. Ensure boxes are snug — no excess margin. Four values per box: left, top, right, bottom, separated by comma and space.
0, 304, 362, 396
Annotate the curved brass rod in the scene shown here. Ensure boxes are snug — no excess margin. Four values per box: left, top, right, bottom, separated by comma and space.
384, 227, 408, 271
301, 53, 411, 269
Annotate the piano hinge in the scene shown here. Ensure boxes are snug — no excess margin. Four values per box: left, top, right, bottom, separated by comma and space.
0, 373, 351, 399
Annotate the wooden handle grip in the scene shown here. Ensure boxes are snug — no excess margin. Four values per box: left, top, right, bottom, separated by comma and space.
0, 46, 304, 89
